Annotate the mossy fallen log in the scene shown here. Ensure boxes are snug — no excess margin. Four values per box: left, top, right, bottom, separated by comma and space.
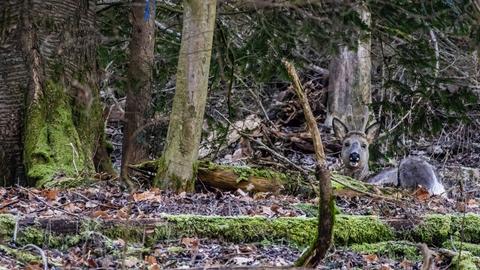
0, 213, 477, 250
131, 160, 401, 197
350, 240, 480, 269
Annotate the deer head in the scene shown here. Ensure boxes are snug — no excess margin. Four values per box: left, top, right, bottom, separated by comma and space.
332, 116, 380, 180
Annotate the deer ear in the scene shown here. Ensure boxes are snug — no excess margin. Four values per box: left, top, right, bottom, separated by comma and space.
332, 117, 348, 140
365, 122, 380, 143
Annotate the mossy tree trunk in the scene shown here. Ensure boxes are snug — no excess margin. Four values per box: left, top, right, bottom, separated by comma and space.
121, 0, 156, 186
324, 4, 372, 130
155, 0, 217, 192
0, 0, 112, 187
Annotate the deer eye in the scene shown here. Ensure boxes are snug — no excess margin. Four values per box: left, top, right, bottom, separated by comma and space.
361, 143, 367, 149
344, 142, 350, 147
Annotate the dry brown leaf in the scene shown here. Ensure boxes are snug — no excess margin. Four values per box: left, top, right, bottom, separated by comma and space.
145, 255, 157, 265
64, 203, 81, 213
399, 259, 413, 270
363, 254, 378, 263
117, 206, 130, 219
92, 210, 109, 218
181, 237, 199, 250
149, 264, 161, 270
42, 189, 59, 201
413, 186, 430, 201
133, 190, 160, 202
25, 264, 42, 270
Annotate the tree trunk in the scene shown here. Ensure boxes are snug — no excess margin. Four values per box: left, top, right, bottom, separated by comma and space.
0, 0, 111, 187
324, 5, 372, 130
121, 0, 156, 185
155, 0, 217, 192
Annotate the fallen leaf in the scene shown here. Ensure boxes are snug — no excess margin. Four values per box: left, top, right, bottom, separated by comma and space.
181, 237, 199, 249
399, 259, 413, 270
231, 256, 254, 265
64, 203, 81, 213
145, 255, 157, 265
262, 206, 274, 216
25, 264, 42, 270
379, 264, 393, 270
42, 189, 59, 201
85, 201, 99, 208
133, 190, 161, 202
92, 210, 109, 218
413, 186, 430, 201
363, 254, 378, 263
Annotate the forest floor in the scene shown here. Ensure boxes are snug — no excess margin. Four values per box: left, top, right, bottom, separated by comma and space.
0, 177, 478, 269
4, 76, 478, 269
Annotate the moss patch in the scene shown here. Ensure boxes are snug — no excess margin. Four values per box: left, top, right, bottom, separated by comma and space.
0, 244, 40, 265
334, 215, 394, 245
350, 241, 421, 261
410, 214, 480, 246
148, 214, 392, 248
443, 241, 480, 257
410, 214, 452, 246
452, 213, 480, 244
24, 80, 94, 187
452, 252, 480, 270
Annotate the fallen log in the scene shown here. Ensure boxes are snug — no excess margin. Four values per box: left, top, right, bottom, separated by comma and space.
1, 213, 479, 249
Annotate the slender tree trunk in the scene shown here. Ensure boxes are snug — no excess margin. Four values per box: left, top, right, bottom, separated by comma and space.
324, 5, 372, 130
284, 60, 334, 267
0, 0, 111, 187
155, 0, 217, 192
121, 0, 156, 185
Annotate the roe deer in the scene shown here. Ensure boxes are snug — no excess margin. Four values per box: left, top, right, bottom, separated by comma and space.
332, 117, 446, 196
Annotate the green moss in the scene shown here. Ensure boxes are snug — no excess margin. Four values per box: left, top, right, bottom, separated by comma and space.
24, 80, 93, 187
167, 246, 185, 254
0, 214, 15, 241
334, 215, 394, 245
104, 226, 144, 243
148, 214, 392, 248
150, 215, 315, 247
330, 174, 370, 191
0, 244, 40, 264
350, 241, 421, 261
294, 203, 318, 217
452, 252, 480, 270
452, 214, 480, 244
411, 214, 452, 246
201, 161, 290, 184
443, 241, 480, 256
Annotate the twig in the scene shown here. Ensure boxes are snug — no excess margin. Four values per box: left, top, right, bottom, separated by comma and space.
13, 216, 19, 243
68, 142, 79, 174
215, 110, 309, 174
22, 244, 48, 270
17, 186, 80, 218
418, 243, 435, 270
0, 199, 19, 210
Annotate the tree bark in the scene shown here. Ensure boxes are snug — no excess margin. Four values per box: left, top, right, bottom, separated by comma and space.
324, 5, 372, 130
121, 0, 156, 186
0, 0, 111, 187
283, 60, 334, 267
155, 0, 217, 192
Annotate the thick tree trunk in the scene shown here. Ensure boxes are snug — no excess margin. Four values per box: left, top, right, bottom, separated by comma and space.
0, 0, 111, 187
324, 6, 372, 130
121, 0, 156, 185
155, 0, 217, 192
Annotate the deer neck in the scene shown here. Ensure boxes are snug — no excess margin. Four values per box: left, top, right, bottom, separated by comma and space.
344, 163, 370, 181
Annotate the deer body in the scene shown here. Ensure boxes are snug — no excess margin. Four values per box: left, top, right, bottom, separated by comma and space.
332, 117, 446, 196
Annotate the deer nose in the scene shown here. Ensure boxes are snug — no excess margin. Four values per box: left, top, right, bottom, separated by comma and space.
349, 152, 360, 162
